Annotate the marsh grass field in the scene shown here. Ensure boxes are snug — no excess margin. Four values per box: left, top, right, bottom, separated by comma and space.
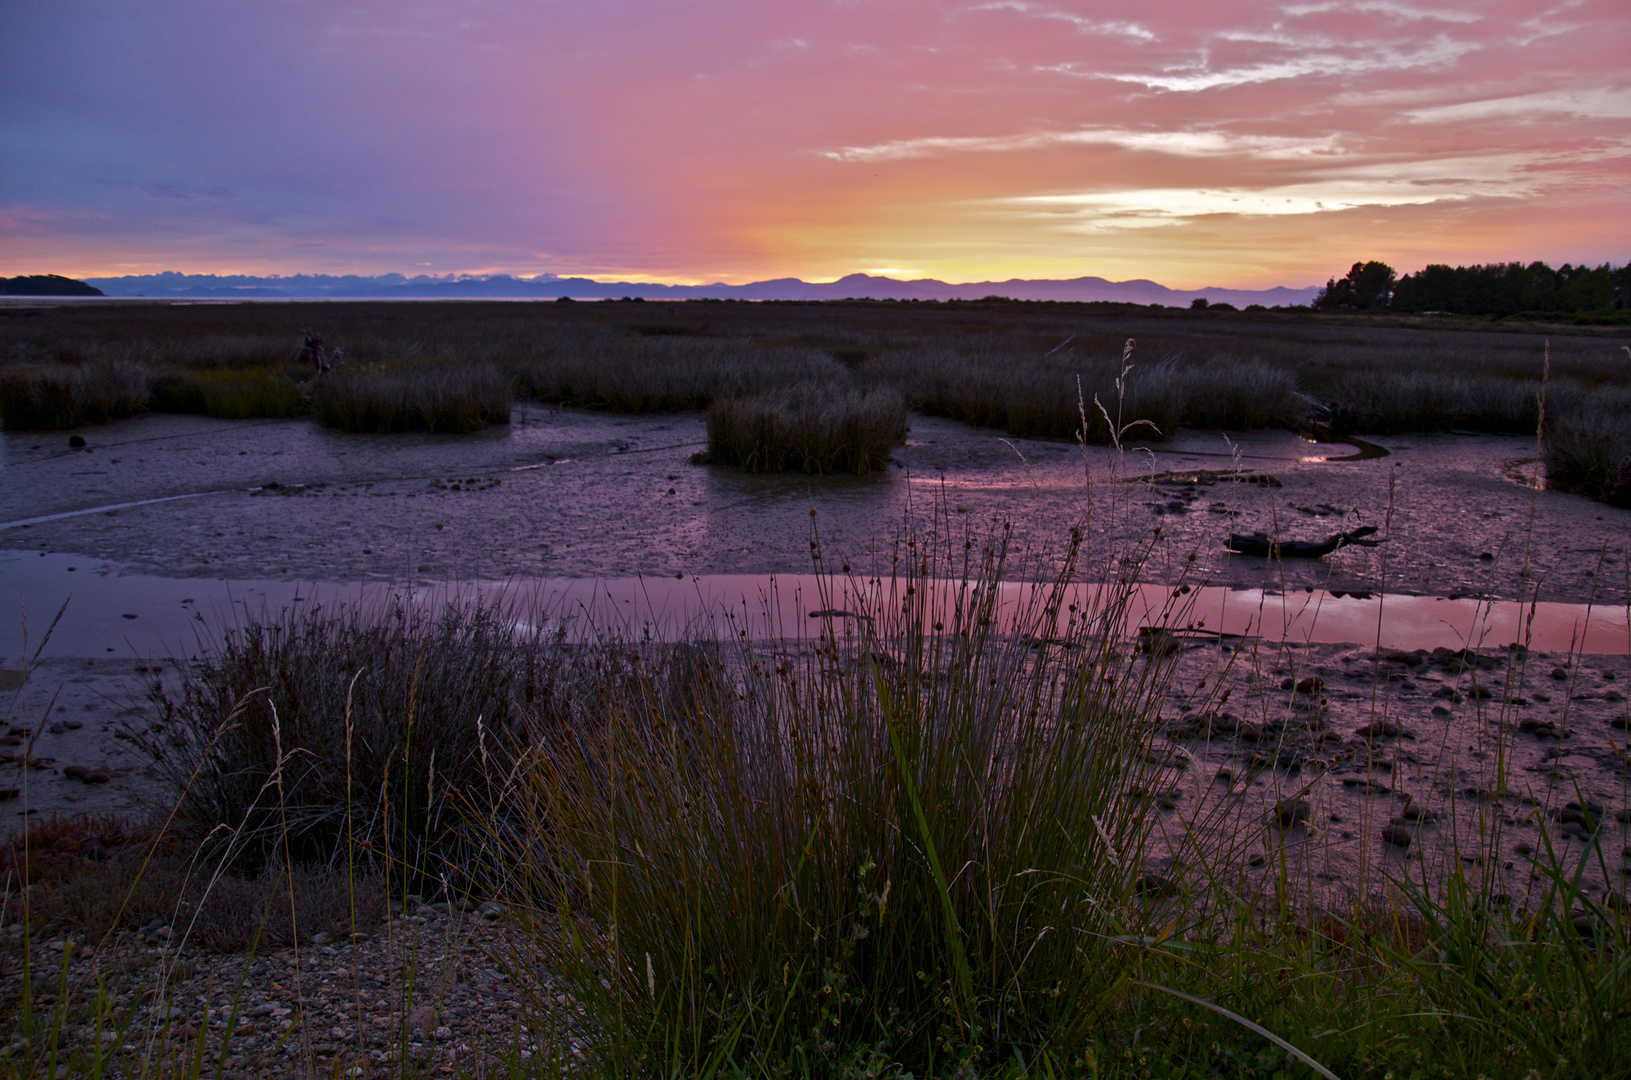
1, 298, 1628, 502
2, 298, 1631, 1079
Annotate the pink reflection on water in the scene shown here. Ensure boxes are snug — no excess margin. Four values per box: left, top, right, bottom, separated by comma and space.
528, 575, 1630, 655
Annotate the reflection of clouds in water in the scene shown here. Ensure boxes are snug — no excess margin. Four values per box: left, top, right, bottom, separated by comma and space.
906, 476, 1084, 491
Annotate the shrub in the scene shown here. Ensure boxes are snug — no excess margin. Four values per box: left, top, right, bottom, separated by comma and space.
309, 362, 512, 433
706, 383, 906, 473
0, 362, 148, 430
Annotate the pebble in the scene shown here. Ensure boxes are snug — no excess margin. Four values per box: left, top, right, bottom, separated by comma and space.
1275, 799, 1311, 827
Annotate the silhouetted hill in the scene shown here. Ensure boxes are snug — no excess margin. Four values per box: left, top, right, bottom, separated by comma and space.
1, 274, 104, 296
82, 270, 1319, 308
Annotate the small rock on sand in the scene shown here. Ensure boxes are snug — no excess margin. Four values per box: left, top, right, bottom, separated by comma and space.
1381, 824, 1415, 848
1276, 799, 1311, 827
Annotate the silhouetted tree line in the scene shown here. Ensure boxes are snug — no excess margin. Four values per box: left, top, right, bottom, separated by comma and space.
1313, 259, 1631, 317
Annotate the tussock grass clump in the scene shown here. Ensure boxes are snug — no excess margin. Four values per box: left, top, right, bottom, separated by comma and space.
1546, 387, 1631, 506
132, 597, 579, 879
147, 364, 309, 419
0, 362, 148, 430
706, 383, 907, 473
500, 527, 1185, 1076
309, 361, 512, 433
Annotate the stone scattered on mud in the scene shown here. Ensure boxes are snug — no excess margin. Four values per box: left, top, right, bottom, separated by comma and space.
1381, 824, 1416, 848
1275, 799, 1312, 827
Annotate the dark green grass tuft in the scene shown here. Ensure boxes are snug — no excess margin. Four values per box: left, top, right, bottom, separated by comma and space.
497, 522, 1187, 1077
147, 364, 309, 419
706, 383, 907, 473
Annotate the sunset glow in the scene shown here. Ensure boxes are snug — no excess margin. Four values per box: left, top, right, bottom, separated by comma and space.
2, 1, 1627, 288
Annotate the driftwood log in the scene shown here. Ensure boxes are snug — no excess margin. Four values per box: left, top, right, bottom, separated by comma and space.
1226, 525, 1382, 559
298, 330, 343, 376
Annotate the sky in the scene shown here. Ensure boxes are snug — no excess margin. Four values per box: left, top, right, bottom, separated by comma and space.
2, 1, 1628, 289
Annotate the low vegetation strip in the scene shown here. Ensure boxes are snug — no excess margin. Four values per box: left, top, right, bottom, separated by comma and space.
308, 362, 512, 433
0, 362, 148, 430
147, 364, 308, 419
0, 298, 1627, 501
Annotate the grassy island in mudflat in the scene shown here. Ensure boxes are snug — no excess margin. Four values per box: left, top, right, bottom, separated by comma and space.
2, 298, 1628, 502
1, 298, 1630, 1080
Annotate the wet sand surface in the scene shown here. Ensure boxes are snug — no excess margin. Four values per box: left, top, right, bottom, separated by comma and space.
2, 407, 1629, 897
1143, 636, 1630, 914
0, 655, 162, 821
2, 407, 1626, 602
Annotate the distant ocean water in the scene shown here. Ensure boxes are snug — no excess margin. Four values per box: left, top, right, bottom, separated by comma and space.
80, 270, 1322, 307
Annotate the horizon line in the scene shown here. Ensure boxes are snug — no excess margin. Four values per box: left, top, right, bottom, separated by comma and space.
23, 267, 1333, 293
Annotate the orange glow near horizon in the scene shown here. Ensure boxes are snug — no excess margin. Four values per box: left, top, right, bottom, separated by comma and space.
2, 1, 1628, 288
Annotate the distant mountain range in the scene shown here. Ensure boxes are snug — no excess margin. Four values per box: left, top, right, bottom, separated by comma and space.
75, 271, 1320, 308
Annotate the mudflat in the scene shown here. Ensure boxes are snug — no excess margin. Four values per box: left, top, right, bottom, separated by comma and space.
3, 407, 1625, 602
